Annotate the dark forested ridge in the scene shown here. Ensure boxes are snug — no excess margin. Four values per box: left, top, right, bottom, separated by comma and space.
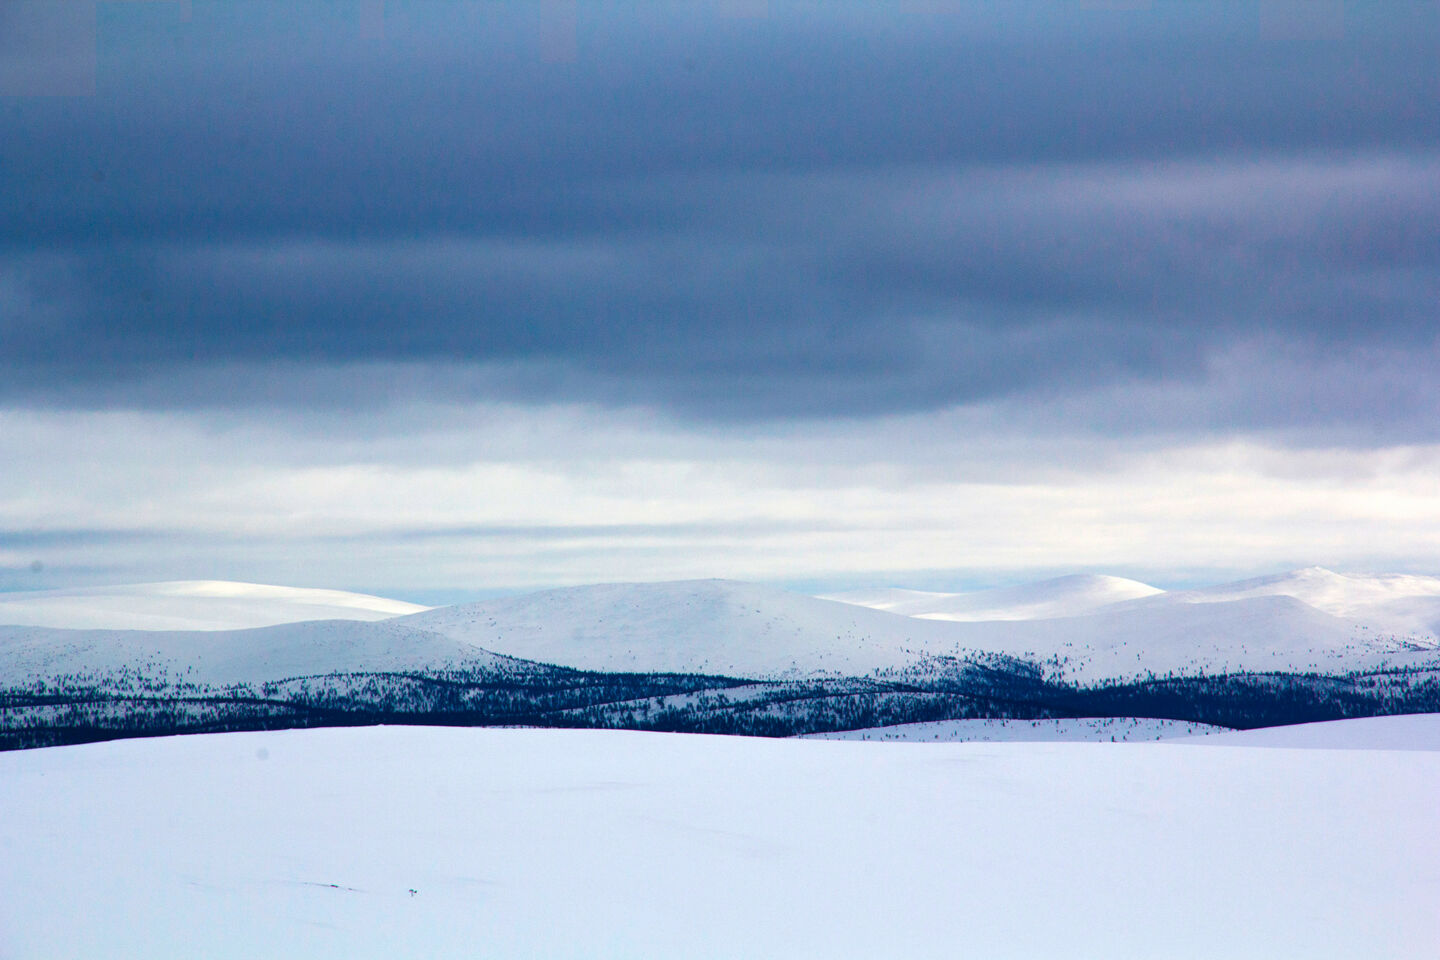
4, 652, 1439, 750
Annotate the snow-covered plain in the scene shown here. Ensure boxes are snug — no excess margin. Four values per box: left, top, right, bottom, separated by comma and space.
0, 580, 427, 631
2, 724, 1437, 959
803, 716, 1228, 742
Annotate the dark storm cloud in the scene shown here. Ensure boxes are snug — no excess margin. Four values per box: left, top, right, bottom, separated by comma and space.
2, 1, 1437, 423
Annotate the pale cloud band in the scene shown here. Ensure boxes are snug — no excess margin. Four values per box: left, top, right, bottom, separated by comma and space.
6, 396, 1440, 596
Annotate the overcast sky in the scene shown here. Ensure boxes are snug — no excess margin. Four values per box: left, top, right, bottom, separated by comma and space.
2, 0, 1438, 600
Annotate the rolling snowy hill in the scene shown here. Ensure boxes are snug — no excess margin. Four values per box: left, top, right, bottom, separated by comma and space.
0, 581, 428, 632
825, 568, 1440, 646
1160, 566, 1440, 616
1137, 567, 1440, 643
3, 724, 1437, 959
939, 593, 1422, 681
6, 575, 1436, 692
0, 618, 503, 687
403, 578, 1437, 683
823, 574, 1163, 621
398, 579, 962, 678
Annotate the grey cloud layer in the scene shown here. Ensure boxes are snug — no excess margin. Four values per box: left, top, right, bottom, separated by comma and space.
3, 1, 1437, 426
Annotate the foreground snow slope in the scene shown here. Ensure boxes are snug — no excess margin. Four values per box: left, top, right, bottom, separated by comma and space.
0, 581, 428, 631
2, 726, 1436, 959
823, 574, 1164, 621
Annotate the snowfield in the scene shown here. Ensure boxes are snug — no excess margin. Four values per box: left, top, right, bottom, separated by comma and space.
2, 724, 1437, 959
0, 580, 428, 632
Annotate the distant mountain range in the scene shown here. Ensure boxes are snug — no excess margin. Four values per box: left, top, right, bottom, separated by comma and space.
827, 566, 1440, 630
3, 569, 1439, 749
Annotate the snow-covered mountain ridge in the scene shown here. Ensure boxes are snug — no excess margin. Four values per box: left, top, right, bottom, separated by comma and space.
4, 571, 1440, 751
4, 569, 1440, 688
826, 567, 1440, 651
1163, 566, 1440, 616
398, 575, 1438, 682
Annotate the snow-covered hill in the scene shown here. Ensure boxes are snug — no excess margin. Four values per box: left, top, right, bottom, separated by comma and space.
814, 586, 954, 613
823, 574, 1163, 621
1136, 567, 1440, 643
941, 593, 1418, 681
403, 578, 1434, 682
3, 725, 1437, 959
0, 618, 501, 686
0, 581, 428, 632
399, 579, 953, 678
825, 568, 1440, 642
1161, 566, 1440, 617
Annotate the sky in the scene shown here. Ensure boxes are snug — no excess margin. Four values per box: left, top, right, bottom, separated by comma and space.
2, 0, 1438, 601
